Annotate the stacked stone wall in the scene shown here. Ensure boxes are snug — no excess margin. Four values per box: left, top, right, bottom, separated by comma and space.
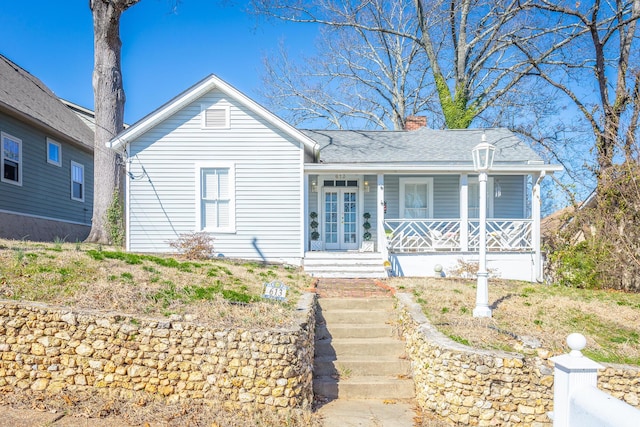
0, 293, 316, 410
396, 293, 640, 426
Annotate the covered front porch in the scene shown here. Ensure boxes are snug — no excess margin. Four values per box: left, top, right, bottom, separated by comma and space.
303, 171, 546, 282
300, 128, 561, 282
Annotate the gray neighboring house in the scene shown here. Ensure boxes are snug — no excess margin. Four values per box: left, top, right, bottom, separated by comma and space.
0, 55, 94, 241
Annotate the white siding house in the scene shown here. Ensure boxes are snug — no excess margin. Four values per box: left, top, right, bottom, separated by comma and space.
108, 75, 318, 265
109, 75, 562, 281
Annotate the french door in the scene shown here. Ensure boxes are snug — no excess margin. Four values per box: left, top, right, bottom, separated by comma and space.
323, 188, 359, 250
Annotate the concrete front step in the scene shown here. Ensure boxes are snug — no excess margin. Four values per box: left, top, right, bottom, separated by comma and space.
318, 298, 393, 311
304, 251, 382, 260
320, 309, 393, 324
308, 271, 387, 279
304, 252, 386, 278
313, 376, 415, 400
316, 323, 395, 339
313, 295, 415, 402
314, 355, 411, 377
315, 338, 405, 358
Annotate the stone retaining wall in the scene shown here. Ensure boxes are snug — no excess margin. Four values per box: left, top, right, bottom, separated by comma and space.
396, 293, 640, 426
0, 293, 316, 410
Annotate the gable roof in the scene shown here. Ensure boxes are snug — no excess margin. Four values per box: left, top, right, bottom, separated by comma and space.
0, 55, 93, 150
303, 128, 561, 173
108, 74, 318, 156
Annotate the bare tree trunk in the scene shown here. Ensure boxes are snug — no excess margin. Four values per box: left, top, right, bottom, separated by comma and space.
86, 0, 139, 244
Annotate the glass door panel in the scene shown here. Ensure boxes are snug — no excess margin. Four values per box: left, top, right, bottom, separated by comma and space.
342, 191, 358, 247
324, 191, 338, 246
324, 189, 358, 250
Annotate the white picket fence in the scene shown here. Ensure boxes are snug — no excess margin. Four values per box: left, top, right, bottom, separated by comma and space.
549, 333, 640, 427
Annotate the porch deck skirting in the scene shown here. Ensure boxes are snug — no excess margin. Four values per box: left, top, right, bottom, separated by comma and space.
388, 251, 538, 282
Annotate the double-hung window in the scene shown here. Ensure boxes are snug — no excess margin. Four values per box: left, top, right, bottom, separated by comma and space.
197, 164, 235, 232
71, 161, 84, 202
399, 178, 433, 218
47, 138, 62, 166
1, 132, 22, 185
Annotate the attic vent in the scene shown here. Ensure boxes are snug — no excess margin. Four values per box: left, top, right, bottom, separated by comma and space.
202, 106, 229, 129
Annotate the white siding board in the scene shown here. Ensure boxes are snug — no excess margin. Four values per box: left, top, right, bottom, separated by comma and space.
433, 175, 460, 218
493, 176, 526, 218
127, 88, 304, 263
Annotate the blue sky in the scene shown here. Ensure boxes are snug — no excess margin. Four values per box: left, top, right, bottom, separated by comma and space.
0, 0, 318, 124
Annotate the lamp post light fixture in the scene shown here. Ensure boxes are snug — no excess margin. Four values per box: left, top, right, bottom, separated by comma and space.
472, 134, 495, 318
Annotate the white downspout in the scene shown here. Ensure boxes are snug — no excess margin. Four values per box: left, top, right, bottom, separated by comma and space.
532, 172, 544, 282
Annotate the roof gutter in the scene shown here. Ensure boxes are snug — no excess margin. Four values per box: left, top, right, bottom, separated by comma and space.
0, 103, 94, 153
304, 163, 563, 174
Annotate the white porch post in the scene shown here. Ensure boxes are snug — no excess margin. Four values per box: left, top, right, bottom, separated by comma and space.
532, 173, 542, 282
377, 174, 386, 259
460, 174, 469, 251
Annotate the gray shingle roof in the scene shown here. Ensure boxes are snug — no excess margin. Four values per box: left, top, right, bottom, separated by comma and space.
0, 55, 93, 150
303, 128, 542, 165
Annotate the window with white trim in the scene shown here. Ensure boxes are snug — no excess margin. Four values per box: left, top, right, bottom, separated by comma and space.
201, 105, 230, 129
197, 164, 235, 232
1, 132, 22, 185
399, 178, 433, 218
47, 138, 61, 166
71, 161, 84, 202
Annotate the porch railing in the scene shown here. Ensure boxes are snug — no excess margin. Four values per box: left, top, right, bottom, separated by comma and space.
384, 219, 533, 253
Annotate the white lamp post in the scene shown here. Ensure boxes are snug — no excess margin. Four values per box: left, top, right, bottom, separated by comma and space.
472, 134, 495, 318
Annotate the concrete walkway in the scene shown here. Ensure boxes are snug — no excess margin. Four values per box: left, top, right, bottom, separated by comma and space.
313, 279, 420, 427
318, 399, 419, 426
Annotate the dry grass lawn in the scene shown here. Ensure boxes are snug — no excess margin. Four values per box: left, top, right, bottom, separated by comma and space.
2, 238, 638, 425
0, 239, 314, 329
389, 277, 640, 364
0, 238, 322, 425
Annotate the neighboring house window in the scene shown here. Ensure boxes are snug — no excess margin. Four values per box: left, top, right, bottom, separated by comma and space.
197, 164, 235, 232
71, 161, 84, 202
1, 132, 22, 186
399, 178, 433, 218
201, 105, 230, 129
47, 138, 62, 166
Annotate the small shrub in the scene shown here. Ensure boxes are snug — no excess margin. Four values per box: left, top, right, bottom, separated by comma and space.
448, 258, 499, 279
168, 232, 215, 260
548, 241, 603, 289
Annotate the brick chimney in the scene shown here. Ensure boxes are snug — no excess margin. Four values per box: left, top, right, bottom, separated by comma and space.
404, 115, 427, 131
